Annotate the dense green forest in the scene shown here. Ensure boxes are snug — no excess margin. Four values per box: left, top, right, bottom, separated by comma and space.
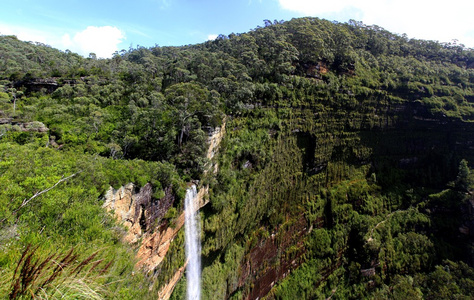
1, 17, 474, 299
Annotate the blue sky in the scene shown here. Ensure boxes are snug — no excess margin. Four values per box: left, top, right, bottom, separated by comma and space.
1, 0, 473, 58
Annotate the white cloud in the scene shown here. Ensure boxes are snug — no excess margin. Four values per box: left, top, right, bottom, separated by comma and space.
279, 0, 357, 14
0, 23, 125, 58
0, 23, 50, 44
62, 26, 125, 58
207, 34, 218, 41
278, 0, 474, 48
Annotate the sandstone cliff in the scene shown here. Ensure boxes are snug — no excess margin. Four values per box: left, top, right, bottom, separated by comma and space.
103, 121, 225, 299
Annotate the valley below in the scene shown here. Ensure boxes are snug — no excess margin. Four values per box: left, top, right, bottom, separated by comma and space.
1, 17, 474, 299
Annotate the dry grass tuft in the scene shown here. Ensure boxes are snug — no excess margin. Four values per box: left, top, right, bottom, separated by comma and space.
8, 245, 113, 299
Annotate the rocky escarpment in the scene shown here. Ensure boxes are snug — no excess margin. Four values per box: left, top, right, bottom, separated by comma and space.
15, 78, 59, 94
216, 103, 474, 299
0, 120, 48, 133
158, 264, 187, 299
103, 183, 175, 244
135, 185, 208, 272
238, 217, 309, 299
103, 121, 225, 299
206, 121, 226, 163
103, 181, 207, 298
155, 122, 225, 298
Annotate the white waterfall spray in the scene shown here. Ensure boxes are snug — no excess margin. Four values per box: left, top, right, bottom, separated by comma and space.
184, 185, 201, 300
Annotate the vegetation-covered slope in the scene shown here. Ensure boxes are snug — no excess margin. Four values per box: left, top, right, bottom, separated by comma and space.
1, 17, 474, 299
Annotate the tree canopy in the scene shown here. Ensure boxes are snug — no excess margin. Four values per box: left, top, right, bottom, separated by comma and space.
1, 17, 474, 299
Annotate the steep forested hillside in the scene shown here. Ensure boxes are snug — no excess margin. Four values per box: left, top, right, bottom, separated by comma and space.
1, 17, 474, 299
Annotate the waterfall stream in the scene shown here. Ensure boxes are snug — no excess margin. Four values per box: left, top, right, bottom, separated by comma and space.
184, 185, 201, 300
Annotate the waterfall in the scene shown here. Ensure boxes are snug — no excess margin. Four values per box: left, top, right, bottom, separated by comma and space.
184, 185, 201, 300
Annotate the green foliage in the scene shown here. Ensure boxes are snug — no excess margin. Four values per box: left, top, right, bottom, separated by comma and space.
5, 245, 111, 299
273, 258, 334, 299
1, 16, 474, 299
455, 159, 473, 192
0, 140, 180, 298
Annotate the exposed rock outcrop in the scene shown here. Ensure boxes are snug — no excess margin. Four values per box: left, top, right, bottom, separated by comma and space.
158, 264, 187, 300
136, 210, 185, 272
103, 183, 175, 244
238, 217, 309, 300
103, 121, 225, 299
15, 78, 58, 94
103, 183, 146, 244
0, 118, 12, 124
0, 121, 49, 133
135, 184, 208, 273
18, 121, 49, 132
154, 122, 225, 299
205, 121, 226, 174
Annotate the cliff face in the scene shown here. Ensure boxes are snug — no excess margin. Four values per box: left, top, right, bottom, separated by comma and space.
103, 122, 224, 298
103, 183, 146, 244
199, 101, 474, 299
3, 17, 474, 300
103, 183, 175, 245
98, 96, 473, 300
238, 217, 309, 300
135, 185, 208, 273
96, 19, 474, 299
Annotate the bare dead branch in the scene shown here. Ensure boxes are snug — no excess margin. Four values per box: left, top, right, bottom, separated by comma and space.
1, 171, 82, 224
19, 172, 81, 210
